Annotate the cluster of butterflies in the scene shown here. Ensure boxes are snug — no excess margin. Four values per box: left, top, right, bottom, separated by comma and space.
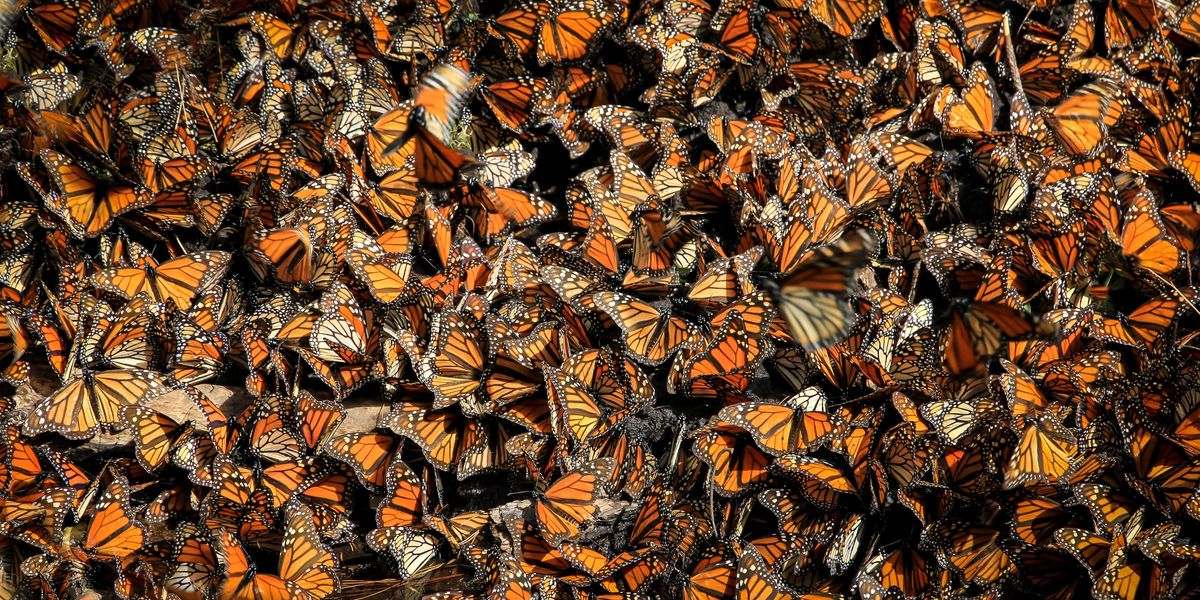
2, 0, 1200, 597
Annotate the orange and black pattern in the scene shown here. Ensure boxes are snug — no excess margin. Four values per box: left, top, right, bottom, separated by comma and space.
1, 0, 1200, 597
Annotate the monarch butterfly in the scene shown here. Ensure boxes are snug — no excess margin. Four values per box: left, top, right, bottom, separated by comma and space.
589, 434, 653, 503
38, 150, 153, 238
1127, 426, 1200, 516
0, 313, 30, 386
120, 405, 193, 471
481, 553, 537, 599
856, 547, 932, 597
246, 227, 318, 286
467, 185, 558, 243
772, 455, 858, 509
385, 1, 446, 58
520, 529, 608, 585
572, 211, 623, 274
216, 502, 340, 599
244, 395, 304, 464
679, 292, 775, 384
41, 447, 91, 511
1054, 526, 1110, 579
202, 459, 278, 539
688, 246, 762, 309
137, 134, 211, 195
0, 487, 70, 548
483, 77, 550, 132
376, 458, 424, 530
382, 64, 475, 185
487, 329, 552, 411
825, 513, 869, 575
368, 167, 421, 226
756, 489, 838, 540
922, 519, 1012, 584
593, 291, 694, 365
391, 123, 476, 186
693, 429, 771, 496
488, 238, 543, 295
180, 386, 241, 459
25, 1, 85, 53
24, 369, 172, 440
309, 283, 375, 364
384, 401, 509, 479
1095, 549, 1173, 599
1010, 495, 1073, 546
397, 308, 484, 408
129, 27, 190, 69
367, 526, 442, 579
535, 83, 594, 156
734, 540, 801, 600
492, 0, 618, 64
222, 11, 294, 59
40, 97, 115, 157
715, 8, 759, 64
164, 525, 221, 600
1120, 186, 1182, 276
91, 251, 231, 311
1047, 81, 1118, 156
75, 471, 147, 560
605, 547, 669, 592
169, 317, 226, 385
631, 207, 697, 276
766, 230, 874, 350
778, 0, 883, 38
77, 293, 157, 371
939, 62, 999, 138
346, 232, 416, 303
943, 251, 1038, 375
261, 457, 349, 514
0, 424, 44, 496
324, 431, 402, 492
683, 550, 736, 600
143, 482, 193, 524
1004, 540, 1091, 599
545, 350, 653, 445
1073, 481, 1135, 534
842, 140, 899, 211
229, 138, 296, 194
544, 364, 610, 445
298, 324, 374, 398
18, 65, 81, 110
210, 104, 266, 163
712, 399, 838, 456
536, 459, 614, 544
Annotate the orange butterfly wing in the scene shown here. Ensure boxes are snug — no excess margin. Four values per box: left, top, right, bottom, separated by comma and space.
84, 472, 147, 559
536, 460, 612, 544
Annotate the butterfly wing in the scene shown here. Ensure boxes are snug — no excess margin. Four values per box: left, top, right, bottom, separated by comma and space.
84, 472, 147, 559
594, 291, 691, 365
279, 502, 340, 597
769, 231, 873, 350
153, 251, 232, 310
536, 460, 613, 544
